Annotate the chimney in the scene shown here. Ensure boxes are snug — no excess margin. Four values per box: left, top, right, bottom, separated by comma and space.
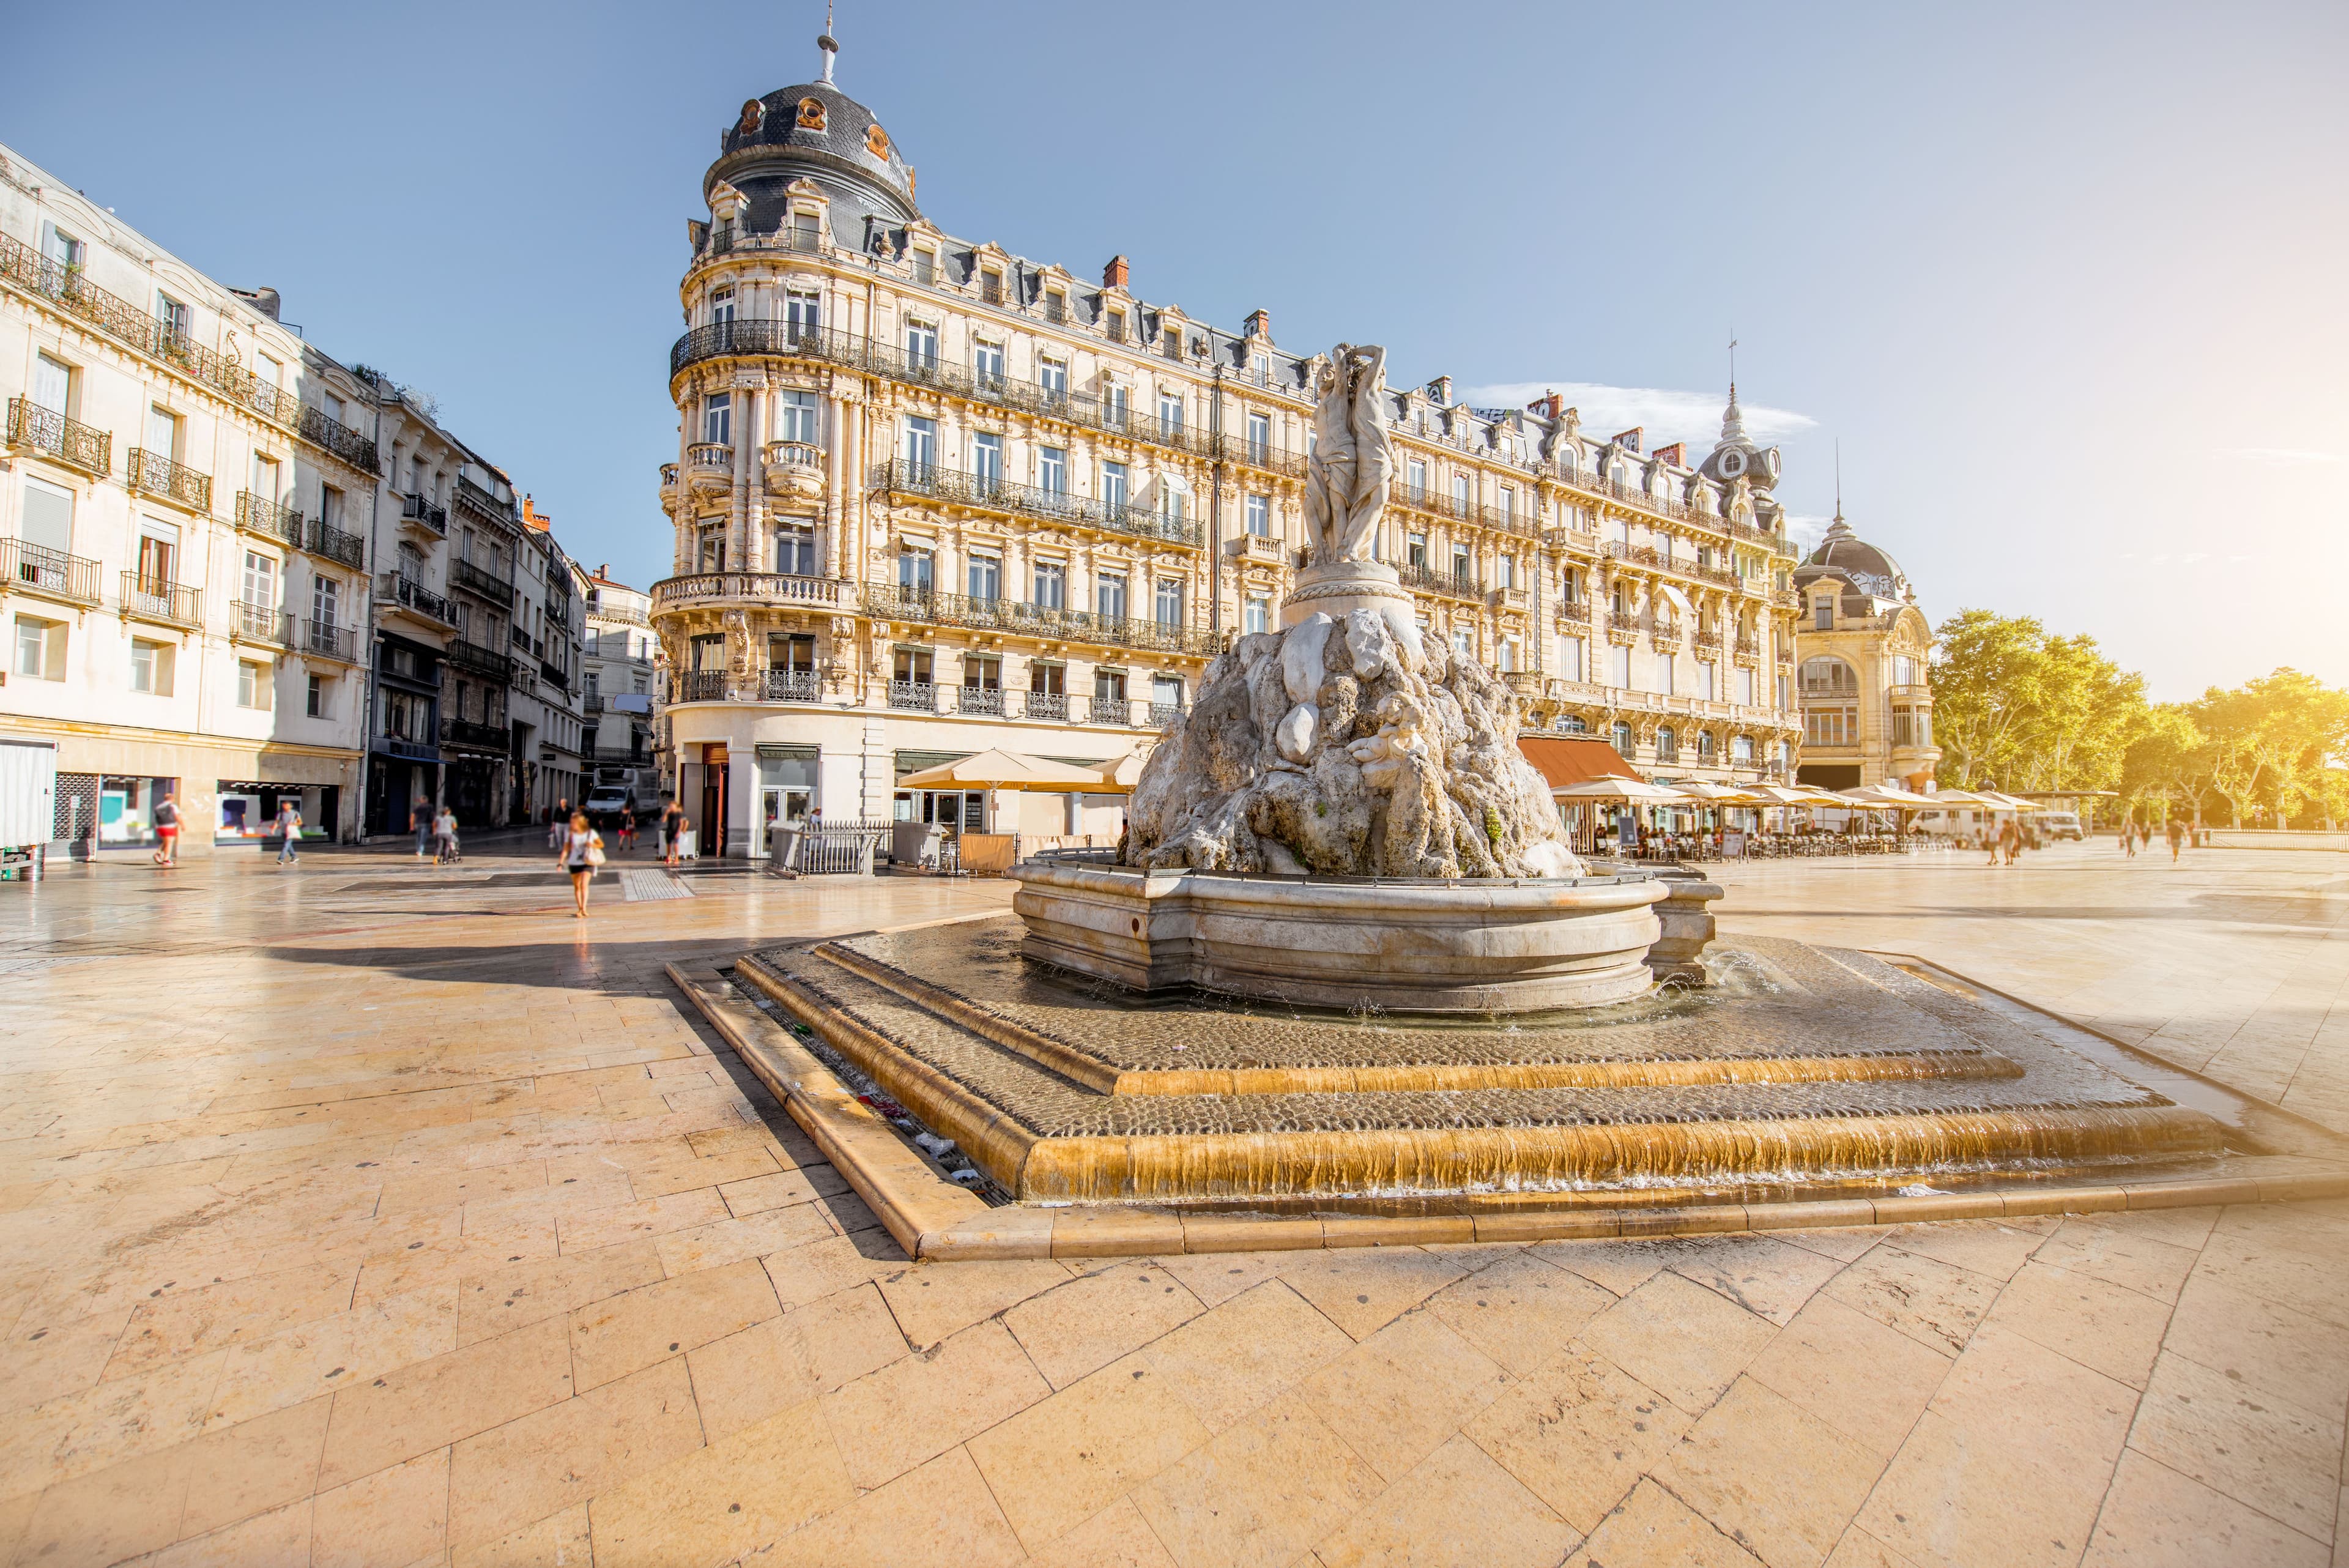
1653, 442, 1685, 467
1102, 254, 1129, 290
1426, 376, 1452, 406
231, 286, 282, 321
1529, 392, 1562, 420
1242, 308, 1270, 339
1612, 426, 1643, 453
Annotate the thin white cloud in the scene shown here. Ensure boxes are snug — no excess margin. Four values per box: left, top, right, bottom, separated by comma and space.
1459, 380, 1816, 447
1781, 511, 1833, 552
2225, 447, 2343, 466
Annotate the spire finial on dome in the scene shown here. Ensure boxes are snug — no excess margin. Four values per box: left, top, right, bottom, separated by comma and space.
818, 1, 838, 83
1824, 439, 1855, 543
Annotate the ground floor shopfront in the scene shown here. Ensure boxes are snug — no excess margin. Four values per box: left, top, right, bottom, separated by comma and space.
664, 699, 1141, 859
0, 719, 362, 853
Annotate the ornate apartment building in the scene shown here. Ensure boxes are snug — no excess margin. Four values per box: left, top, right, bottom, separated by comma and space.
0, 144, 380, 850
652, 48, 1805, 857
1791, 509, 1940, 791
581, 567, 657, 806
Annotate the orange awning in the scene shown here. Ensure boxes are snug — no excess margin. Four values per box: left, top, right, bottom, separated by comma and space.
1516, 736, 1640, 790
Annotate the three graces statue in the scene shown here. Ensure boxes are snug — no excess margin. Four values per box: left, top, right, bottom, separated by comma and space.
1302, 344, 1392, 569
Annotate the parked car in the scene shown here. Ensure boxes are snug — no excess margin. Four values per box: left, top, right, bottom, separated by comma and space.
2040, 811, 2084, 841
582, 786, 636, 828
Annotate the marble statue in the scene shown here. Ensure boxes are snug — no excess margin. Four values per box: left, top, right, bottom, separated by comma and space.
1304, 344, 1393, 566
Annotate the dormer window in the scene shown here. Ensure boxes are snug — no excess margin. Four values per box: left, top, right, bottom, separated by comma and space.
980, 270, 1004, 305
1106, 309, 1126, 344
1043, 289, 1067, 324
790, 210, 818, 251
912, 248, 936, 284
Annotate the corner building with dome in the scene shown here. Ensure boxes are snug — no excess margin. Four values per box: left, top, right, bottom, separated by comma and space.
651, 40, 1808, 857
1789, 510, 1940, 792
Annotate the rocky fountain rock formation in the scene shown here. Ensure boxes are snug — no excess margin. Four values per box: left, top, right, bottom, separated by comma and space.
1126, 341, 1583, 881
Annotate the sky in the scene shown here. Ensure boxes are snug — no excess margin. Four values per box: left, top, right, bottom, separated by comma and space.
6, 0, 2343, 700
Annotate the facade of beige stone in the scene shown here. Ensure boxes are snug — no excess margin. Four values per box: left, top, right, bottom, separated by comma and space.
1790, 512, 1940, 791
652, 61, 1805, 857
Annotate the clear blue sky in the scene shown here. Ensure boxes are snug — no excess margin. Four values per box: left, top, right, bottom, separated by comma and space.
9, 1, 2342, 700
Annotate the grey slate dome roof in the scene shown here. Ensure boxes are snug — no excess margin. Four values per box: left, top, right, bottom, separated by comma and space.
1794, 517, 1913, 604
707, 80, 919, 240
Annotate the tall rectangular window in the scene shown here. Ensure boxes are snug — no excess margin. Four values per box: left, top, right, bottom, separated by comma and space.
313, 575, 341, 627
709, 287, 735, 325
971, 431, 1002, 488
34, 354, 70, 415
1407, 457, 1427, 500
702, 393, 731, 445
972, 340, 1004, 388
1154, 579, 1183, 627
137, 519, 180, 588
1037, 357, 1068, 399
1156, 391, 1183, 437
1246, 411, 1270, 463
306, 673, 328, 718
1557, 636, 1584, 683
145, 404, 179, 461
13, 616, 62, 680
237, 660, 272, 710
1101, 461, 1129, 511
21, 475, 72, 557
898, 548, 934, 594
1105, 385, 1129, 427
1245, 494, 1269, 537
1654, 653, 1674, 696
1244, 595, 1269, 635
776, 522, 816, 576
1452, 474, 1471, 515
1096, 573, 1127, 620
130, 638, 171, 694
902, 416, 937, 471
241, 550, 278, 609
1611, 645, 1633, 688
1037, 446, 1067, 495
904, 319, 938, 368
786, 288, 821, 336
967, 551, 1001, 601
1033, 560, 1066, 609
776, 389, 819, 444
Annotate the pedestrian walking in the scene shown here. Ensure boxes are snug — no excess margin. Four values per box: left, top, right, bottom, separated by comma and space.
411, 799, 431, 860
560, 810, 603, 918
1984, 823, 1998, 866
275, 800, 303, 866
433, 806, 460, 866
152, 792, 181, 866
661, 796, 685, 867
2119, 818, 2135, 856
666, 812, 690, 869
550, 798, 570, 852
618, 808, 637, 855
2166, 817, 2185, 863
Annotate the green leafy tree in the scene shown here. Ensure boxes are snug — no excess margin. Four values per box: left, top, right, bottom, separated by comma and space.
2120, 705, 2209, 824
1929, 611, 2148, 793
2189, 669, 2349, 827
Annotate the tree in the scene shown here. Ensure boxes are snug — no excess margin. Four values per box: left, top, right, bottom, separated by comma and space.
2120, 705, 2208, 824
2189, 669, 2349, 827
1929, 611, 2150, 793
1928, 610, 2046, 789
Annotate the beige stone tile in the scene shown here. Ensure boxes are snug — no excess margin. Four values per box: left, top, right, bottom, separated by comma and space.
2082, 1446, 2328, 1567
717, 1165, 844, 1218
1879, 1219, 2049, 1284
745, 1446, 1023, 1567
968, 1351, 1211, 1551
1312, 1432, 1581, 1568
1277, 1249, 1469, 1342
1132, 1393, 1383, 1568
1857, 1408, 2111, 1568
1746, 1295, 1953, 1460
1822, 1244, 1999, 1355
1579, 1267, 1777, 1416
811, 1188, 885, 1237
759, 1233, 911, 1310
685, 1282, 907, 1441
585, 1397, 852, 1568
1931, 1321, 2140, 1460
1530, 1236, 1679, 1296
1003, 1262, 1203, 1390
1140, 1279, 1354, 1434
1022, 1495, 1178, 1568
0, 1307, 133, 1415
1990, 1259, 2173, 1389
2128, 1349, 2344, 1542
1424, 1251, 1615, 1376
552, 1189, 728, 1252
312, 1446, 450, 1568
1297, 1308, 1512, 1485
1819, 1525, 1924, 1567
1574, 1476, 1757, 1568
2162, 1272, 2349, 1419
2192, 1215, 2349, 1331
1774, 1225, 1888, 1264
2079, 1203, 2221, 1254
875, 1257, 1069, 1350
1666, 1232, 1850, 1326
317, 1313, 573, 1488
1657, 1375, 1884, 1568
1151, 1250, 1290, 1308
208, 1283, 458, 1427
454, 1239, 664, 1347
14, 1443, 191, 1568
568, 1255, 778, 1391
623, 1143, 779, 1200
174, 1394, 333, 1539
133, 1496, 311, 1568
1465, 1342, 1690, 1533
651, 1203, 836, 1276
820, 1317, 1052, 1491
0, 1343, 231, 1496
105, 1261, 358, 1376
2033, 1219, 2200, 1304
448, 1501, 589, 1568
447, 1355, 702, 1548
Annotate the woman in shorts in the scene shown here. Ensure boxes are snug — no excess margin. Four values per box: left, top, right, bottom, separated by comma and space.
560, 811, 603, 918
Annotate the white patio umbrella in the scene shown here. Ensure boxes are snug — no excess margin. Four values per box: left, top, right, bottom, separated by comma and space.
1551, 778, 1694, 804
896, 748, 1107, 790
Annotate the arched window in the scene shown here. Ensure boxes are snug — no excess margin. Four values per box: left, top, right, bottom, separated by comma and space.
1611, 721, 1635, 757
1655, 726, 1677, 762
1732, 734, 1754, 764
1800, 656, 1859, 697
1696, 731, 1716, 762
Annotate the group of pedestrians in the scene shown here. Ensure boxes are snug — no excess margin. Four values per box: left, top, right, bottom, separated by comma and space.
407, 801, 464, 865
2116, 818, 2190, 863
540, 794, 695, 918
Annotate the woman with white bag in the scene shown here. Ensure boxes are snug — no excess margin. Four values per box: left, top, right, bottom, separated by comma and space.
559, 809, 605, 919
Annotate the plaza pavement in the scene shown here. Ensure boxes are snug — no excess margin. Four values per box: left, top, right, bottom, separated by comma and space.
0, 840, 2342, 1567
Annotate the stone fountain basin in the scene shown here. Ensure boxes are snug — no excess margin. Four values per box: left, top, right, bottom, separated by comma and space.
1013, 861, 1669, 1013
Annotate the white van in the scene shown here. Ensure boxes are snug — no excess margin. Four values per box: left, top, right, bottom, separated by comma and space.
2040, 811, 2084, 842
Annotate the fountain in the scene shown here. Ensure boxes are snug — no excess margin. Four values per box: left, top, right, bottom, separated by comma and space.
679, 343, 2349, 1255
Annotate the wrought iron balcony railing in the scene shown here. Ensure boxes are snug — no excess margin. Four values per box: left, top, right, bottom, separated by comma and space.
875, 460, 1204, 550
121, 573, 199, 628
544, 595, 573, 632
304, 519, 365, 570
540, 659, 570, 691
377, 571, 455, 625
888, 678, 937, 711
861, 584, 1221, 658
128, 448, 212, 511
449, 557, 516, 605
675, 670, 728, 703
442, 716, 511, 752
0, 233, 380, 474
447, 637, 513, 682
1555, 599, 1591, 626
236, 490, 304, 550
399, 491, 448, 534
300, 619, 358, 661
0, 538, 100, 604
6, 398, 109, 474
1386, 480, 1539, 540
1397, 562, 1483, 600
229, 600, 292, 643
454, 475, 514, 525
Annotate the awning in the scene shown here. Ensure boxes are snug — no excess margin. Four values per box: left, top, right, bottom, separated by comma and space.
1516, 736, 1639, 789
897, 748, 1109, 790
1655, 584, 1693, 617
1553, 778, 1693, 804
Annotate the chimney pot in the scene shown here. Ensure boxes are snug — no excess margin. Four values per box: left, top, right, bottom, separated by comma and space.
1102, 254, 1129, 290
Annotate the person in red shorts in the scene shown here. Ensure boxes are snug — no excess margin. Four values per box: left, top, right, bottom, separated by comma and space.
151, 791, 181, 866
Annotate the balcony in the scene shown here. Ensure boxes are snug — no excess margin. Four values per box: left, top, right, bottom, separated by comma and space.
1211, 434, 1308, 481
545, 595, 573, 633
877, 461, 1206, 550
446, 637, 513, 682
1653, 619, 1683, 646
6, 398, 109, 475
686, 441, 732, 498
958, 684, 1006, 716
299, 619, 359, 662
442, 716, 511, 754
674, 670, 729, 704
1386, 480, 1538, 541
1397, 562, 1482, 600
1, 539, 101, 606
303, 519, 366, 570
236, 490, 304, 550
1693, 632, 1725, 657
1488, 585, 1529, 612
861, 584, 1221, 658
454, 476, 513, 526
757, 669, 820, 702
1890, 683, 1934, 704
398, 491, 448, 536
1554, 599, 1591, 628
1734, 635, 1762, 664
888, 678, 937, 712
0, 234, 379, 474
1229, 532, 1286, 567
128, 448, 212, 513
450, 557, 516, 606
588, 600, 649, 626
377, 571, 456, 627
540, 658, 570, 692
659, 463, 680, 508
121, 573, 200, 629
649, 571, 850, 616
229, 600, 292, 645
762, 440, 825, 500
